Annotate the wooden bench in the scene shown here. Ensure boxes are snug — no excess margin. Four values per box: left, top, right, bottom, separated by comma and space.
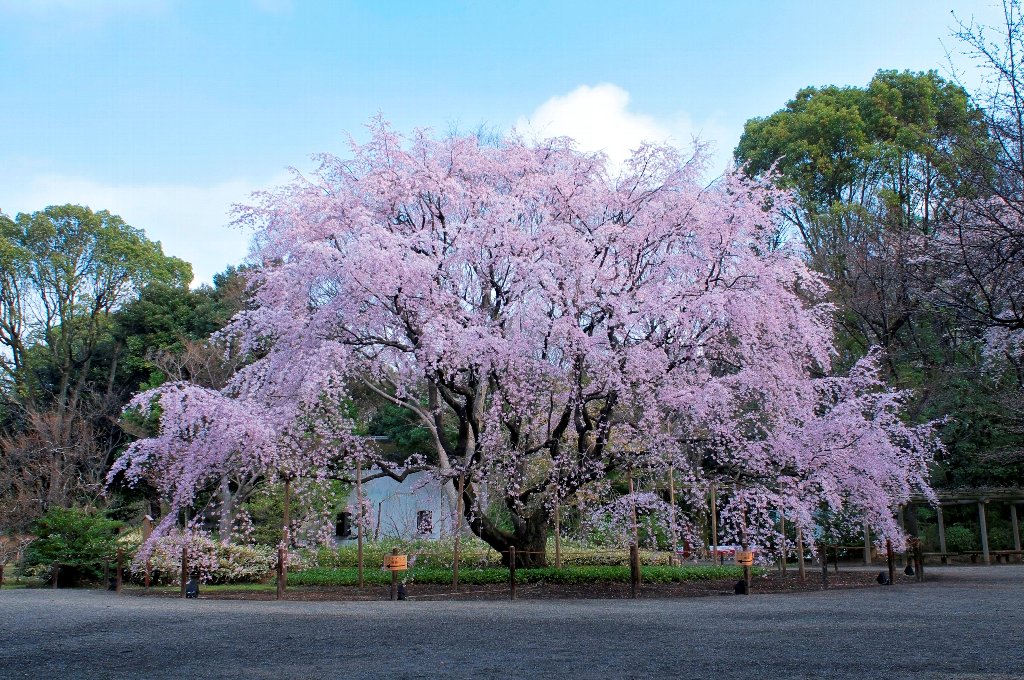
924, 550, 1023, 564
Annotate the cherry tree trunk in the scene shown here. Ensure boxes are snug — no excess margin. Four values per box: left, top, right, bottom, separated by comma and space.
473, 509, 549, 568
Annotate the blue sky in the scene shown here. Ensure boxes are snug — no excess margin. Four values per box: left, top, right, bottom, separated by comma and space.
0, 0, 1006, 284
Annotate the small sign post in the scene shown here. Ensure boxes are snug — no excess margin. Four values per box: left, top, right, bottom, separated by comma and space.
736, 550, 754, 595
386, 549, 407, 601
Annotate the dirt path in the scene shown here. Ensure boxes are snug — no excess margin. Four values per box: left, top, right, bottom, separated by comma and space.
1, 565, 1021, 679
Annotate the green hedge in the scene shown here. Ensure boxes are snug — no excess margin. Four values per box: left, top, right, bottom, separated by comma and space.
306, 539, 679, 570
289, 564, 748, 587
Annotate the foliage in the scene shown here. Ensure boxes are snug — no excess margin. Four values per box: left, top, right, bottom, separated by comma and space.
24, 507, 123, 584
304, 538, 686, 571
943, 524, 978, 553
239, 479, 349, 548
139, 529, 277, 584
0, 205, 228, 533
736, 64, 1024, 489
288, 564, 750, 587
308, 537, 503, 570
0, 204, 192, 401
366, 402, 437, 462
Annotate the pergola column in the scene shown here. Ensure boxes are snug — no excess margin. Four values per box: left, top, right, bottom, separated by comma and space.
1011, 503, 1021, 555
978, 501, 991, 565
863, 520, 871, 565
936, 505, 947, 557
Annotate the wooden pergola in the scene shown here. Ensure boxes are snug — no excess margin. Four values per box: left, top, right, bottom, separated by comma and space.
908, 489, 1024, 565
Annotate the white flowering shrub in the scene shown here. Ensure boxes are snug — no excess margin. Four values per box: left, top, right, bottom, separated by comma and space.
136, 529, 277, 584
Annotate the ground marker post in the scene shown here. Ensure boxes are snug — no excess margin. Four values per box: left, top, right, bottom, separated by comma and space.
51, 562, 59, 589
736, 548, 754, 595
819, 546, 828, 590
116, 548, 124, 595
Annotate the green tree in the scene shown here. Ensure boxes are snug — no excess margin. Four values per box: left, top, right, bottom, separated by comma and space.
0, 205, 192, 530
0, 204, 191, 411
25, 507, 123, 586
112, 267, 247, 392
735, 70, 1021, 489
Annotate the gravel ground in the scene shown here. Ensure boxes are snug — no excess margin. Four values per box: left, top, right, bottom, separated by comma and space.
1, 565, 1021, 679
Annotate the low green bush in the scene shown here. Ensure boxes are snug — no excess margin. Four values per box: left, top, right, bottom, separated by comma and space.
944, 524, 978, 553
303, 539, 676, 571
288, 564, 748, 587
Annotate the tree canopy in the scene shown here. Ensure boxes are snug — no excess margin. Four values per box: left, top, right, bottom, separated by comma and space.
113, 124, 937, 565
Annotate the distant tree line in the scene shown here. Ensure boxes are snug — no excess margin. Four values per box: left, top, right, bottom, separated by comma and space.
734, 4, 1024, 488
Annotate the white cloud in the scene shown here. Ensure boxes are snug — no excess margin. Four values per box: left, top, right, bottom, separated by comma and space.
516, 83, 736, 177
0, 173, 287, 287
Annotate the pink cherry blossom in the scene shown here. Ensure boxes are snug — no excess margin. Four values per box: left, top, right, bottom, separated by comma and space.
112, 122, 938, 565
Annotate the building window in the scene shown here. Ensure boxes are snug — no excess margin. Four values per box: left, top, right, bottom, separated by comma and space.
336, 512, 351, 538
416, 510, 433, 536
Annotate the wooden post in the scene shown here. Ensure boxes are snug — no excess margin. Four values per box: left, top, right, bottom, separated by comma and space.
740, 507, 751, 595
796, 528, 806, 582
509, 546, 517, 600
886, 539, 895, 586
863, 520, 871, 565
453, 472, 465, 589
668, 466, 677, 567
819, 545, 828, 589
710, 484, 718, 565
282, 476, 291, 592
832, 545, 839, 573
355, 463, 363, 588
628, 469, 638, 547
390, 547, 399, 601
914, 540, 924, 582
142, 514, 153, 590
554, 493, 562, 569
104, 560, 110, 589
937, 505, 948, 561
897, 505, 907, 566
1010, 504, 1021, 557
180, 546, 187, 599
978, 501, 991, 565
116, 548, 124, 595
0, 564, 4, 589
276, 546, 285, 600
629, 544, 641, 598
52, 563, 59, 589
779, 513, 787, 576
